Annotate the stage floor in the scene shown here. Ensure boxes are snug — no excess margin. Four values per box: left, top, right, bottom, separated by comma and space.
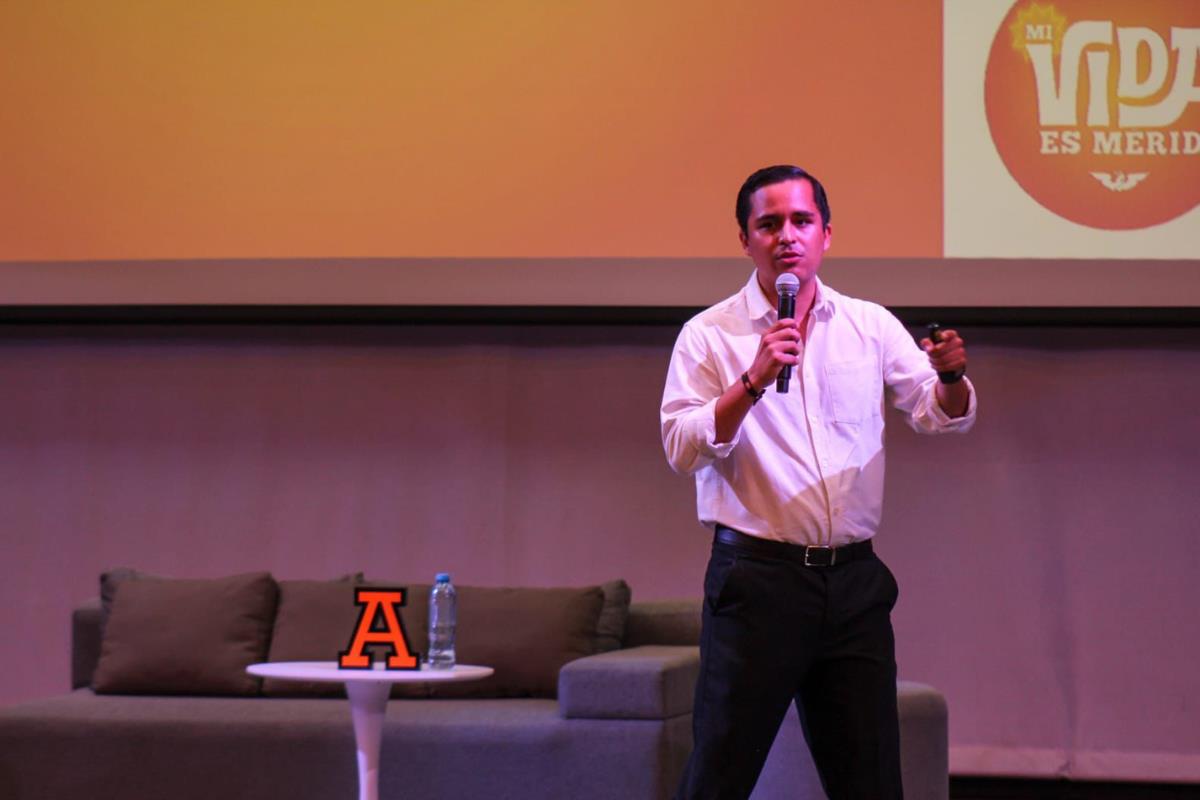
951, 778, 1200, 800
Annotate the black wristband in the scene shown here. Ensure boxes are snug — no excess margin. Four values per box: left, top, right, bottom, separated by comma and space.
741, 372, 765, 404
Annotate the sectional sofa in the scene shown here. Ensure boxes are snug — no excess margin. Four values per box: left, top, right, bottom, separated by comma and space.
0, 571, 947, 799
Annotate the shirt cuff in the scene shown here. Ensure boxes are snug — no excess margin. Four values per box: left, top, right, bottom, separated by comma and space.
698, 396, 739, 457
926, 375, 977, 429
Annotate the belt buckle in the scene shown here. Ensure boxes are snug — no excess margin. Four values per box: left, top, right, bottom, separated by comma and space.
803, 545, 835, 567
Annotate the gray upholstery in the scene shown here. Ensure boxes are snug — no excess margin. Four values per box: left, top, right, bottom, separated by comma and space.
895, 682, 951, 800
0, 691, 692, 800
0, 596, 948, 800
558, 645, 699, 719
753, 681, 949, 800
625, 599, 703, 647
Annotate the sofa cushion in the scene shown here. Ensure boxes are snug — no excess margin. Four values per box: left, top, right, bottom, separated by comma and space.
98, 567, 156, 639
624, 599, 702, 647
92, 571, 278, 696
399, 584, 606, 699
594, 579, 632, 653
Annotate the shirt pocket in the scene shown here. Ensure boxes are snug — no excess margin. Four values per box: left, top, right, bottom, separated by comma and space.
824, 358, 881, 424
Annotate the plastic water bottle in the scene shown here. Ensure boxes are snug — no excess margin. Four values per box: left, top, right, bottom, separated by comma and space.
427, 573, 457, 670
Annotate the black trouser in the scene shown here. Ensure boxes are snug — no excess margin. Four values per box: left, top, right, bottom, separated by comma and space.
674, 529, 903, 800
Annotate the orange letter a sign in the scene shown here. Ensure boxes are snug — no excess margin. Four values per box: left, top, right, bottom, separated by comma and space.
338, 587, 419, 670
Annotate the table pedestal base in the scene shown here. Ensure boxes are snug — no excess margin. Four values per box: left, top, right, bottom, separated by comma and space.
346, 681, 391, 800
246, 662, 493, 800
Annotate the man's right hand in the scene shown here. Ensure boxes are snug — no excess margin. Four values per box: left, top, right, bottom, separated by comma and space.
714, 319, 802, 443
746, 318, 802, 390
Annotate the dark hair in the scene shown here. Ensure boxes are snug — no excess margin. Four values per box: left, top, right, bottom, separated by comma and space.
735, 165, 831, 235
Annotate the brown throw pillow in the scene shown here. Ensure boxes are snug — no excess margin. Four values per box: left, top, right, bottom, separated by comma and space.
399, 584, 605, 699
92, 571, 278, 696
594, 579, 632, 653
98, 567, 160, 640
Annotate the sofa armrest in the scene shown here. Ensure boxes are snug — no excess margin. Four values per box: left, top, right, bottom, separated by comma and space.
72, 598, 102, 689
558, 645, 699, 720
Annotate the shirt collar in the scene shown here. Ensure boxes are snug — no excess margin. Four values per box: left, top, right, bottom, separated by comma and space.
743, 271, 836, 322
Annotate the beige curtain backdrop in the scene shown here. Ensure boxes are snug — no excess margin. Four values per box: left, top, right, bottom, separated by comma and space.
0, 323, 1197, 783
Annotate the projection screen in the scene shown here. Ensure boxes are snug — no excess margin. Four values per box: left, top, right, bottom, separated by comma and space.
0, 1, 1196, 312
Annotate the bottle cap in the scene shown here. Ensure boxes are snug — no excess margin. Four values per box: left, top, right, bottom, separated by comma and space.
435, 572, 451, 583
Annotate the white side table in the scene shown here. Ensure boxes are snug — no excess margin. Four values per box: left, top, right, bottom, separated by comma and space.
247, 661, 493, 800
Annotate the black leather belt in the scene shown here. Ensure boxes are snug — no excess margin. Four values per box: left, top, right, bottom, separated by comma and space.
715, 525, 873, 567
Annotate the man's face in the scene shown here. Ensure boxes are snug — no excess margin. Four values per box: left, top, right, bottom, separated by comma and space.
739, 178, 832, 302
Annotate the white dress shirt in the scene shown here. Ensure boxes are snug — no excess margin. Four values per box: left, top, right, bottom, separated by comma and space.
661, 272, 977, 547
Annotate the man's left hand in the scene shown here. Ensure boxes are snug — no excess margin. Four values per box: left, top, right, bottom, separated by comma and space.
919, 328, 967, 376
920, 329, 970, 418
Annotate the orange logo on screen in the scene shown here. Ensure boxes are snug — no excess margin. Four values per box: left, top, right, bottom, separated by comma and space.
984, 1, 1200, 230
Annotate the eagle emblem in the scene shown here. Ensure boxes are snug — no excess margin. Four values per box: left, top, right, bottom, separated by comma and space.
1089, 171, 1149, 192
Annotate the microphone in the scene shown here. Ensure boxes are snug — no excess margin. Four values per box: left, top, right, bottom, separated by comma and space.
775, 273, 799, 393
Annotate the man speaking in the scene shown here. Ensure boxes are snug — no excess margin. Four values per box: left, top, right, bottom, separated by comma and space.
661, 165, 977, 799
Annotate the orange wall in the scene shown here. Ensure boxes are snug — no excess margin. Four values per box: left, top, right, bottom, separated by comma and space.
0, 2, 942, 261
